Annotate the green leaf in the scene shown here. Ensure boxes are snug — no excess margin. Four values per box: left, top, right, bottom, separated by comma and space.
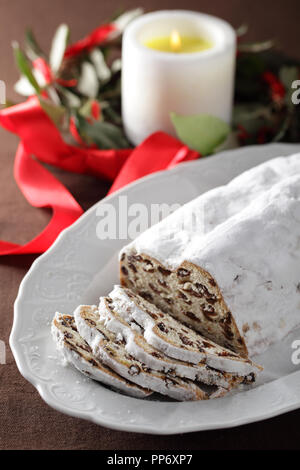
76, 114, 129, 149
56, 84, 81, 108
49, 24, 69, 73
90, 49, 111, 83
271, 113, 291, 142
238, 39, 275, 53
235, 54, 266, 101
279, 66, 299, 108
170, 113, 230, 155
113, 8, 144, 31
111, 58, 122, 74
79, 98, 102, 120
236, 24, 248, 38
12, 41, 40, 93
77, 62, 99, 98
38, 97, 66, 128
25, 29, 44, 60
47, 85, 62, 106
233, 103, 273, 134
102, 105, 122, 125
14, 75, 37, 96
279, 66, 299, 89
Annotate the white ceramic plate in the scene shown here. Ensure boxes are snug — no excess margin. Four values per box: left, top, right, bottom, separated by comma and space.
11, 143, 300, 435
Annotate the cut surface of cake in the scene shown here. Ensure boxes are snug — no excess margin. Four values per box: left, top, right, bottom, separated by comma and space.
74, 305, 227, 401
120, 162, 300, 357
98, 295, 253, 389
52, 312, 152, 398
108, 285, 261, 376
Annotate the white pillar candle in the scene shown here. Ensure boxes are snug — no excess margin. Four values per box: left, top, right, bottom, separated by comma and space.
122, 10, 236, 146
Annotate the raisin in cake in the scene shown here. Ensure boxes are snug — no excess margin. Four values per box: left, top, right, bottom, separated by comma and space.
120, 165, 300, 357
99, 295, 251, 389
108, 285, 261, 377
52, 312, 151, 398
74, 305, 227, 401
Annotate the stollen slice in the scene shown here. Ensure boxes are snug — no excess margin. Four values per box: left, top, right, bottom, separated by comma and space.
74, 304, 227, 401
109, 285, 262, 376
99, 296, 250, 389
52, 312, 152, 398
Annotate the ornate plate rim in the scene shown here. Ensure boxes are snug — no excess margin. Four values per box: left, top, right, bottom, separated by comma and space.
10, 142, 300, 434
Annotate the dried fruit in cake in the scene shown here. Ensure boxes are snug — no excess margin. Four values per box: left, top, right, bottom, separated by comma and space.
52, 312, 152, 398
74, 305, 228, 401
108, 285, 262, 376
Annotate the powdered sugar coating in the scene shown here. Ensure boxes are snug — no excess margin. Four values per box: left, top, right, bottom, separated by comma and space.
189, 175, 300, 355
121, 155, 300, 356
122, 154, 300, 266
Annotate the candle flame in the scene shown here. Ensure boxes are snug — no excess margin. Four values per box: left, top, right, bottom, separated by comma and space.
170, 30, 181, 51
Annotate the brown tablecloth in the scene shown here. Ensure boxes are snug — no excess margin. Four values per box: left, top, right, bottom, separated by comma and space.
1, 0, 300, 450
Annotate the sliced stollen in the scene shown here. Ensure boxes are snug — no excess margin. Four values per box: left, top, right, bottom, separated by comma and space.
120, 171, 300, 357
52, 312, 151, 398
108, 285, 262, 376
74, 304, 227, 401
99, 296, 248, 389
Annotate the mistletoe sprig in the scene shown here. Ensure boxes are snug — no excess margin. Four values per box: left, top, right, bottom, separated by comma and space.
233, 25, 300, 146
9, 12, 300, 154
11, 9, 143, 150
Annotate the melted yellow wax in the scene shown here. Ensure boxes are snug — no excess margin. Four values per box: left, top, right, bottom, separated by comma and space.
144, 30, 213, 53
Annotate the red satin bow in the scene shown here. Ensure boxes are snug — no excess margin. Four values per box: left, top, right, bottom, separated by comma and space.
0, 101, 199, 256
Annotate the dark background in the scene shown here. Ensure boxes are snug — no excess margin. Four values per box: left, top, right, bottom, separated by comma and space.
0, 0, 300, 450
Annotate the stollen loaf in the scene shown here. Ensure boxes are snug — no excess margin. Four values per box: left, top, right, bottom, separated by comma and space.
120, 161, 300, 357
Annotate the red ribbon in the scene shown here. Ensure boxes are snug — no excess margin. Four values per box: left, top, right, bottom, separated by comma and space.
108, 133, 198, 194
0, 143, 83, 255
0, 97, 199, 256
0, 96, 130, 180
64, 23, 116, 58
